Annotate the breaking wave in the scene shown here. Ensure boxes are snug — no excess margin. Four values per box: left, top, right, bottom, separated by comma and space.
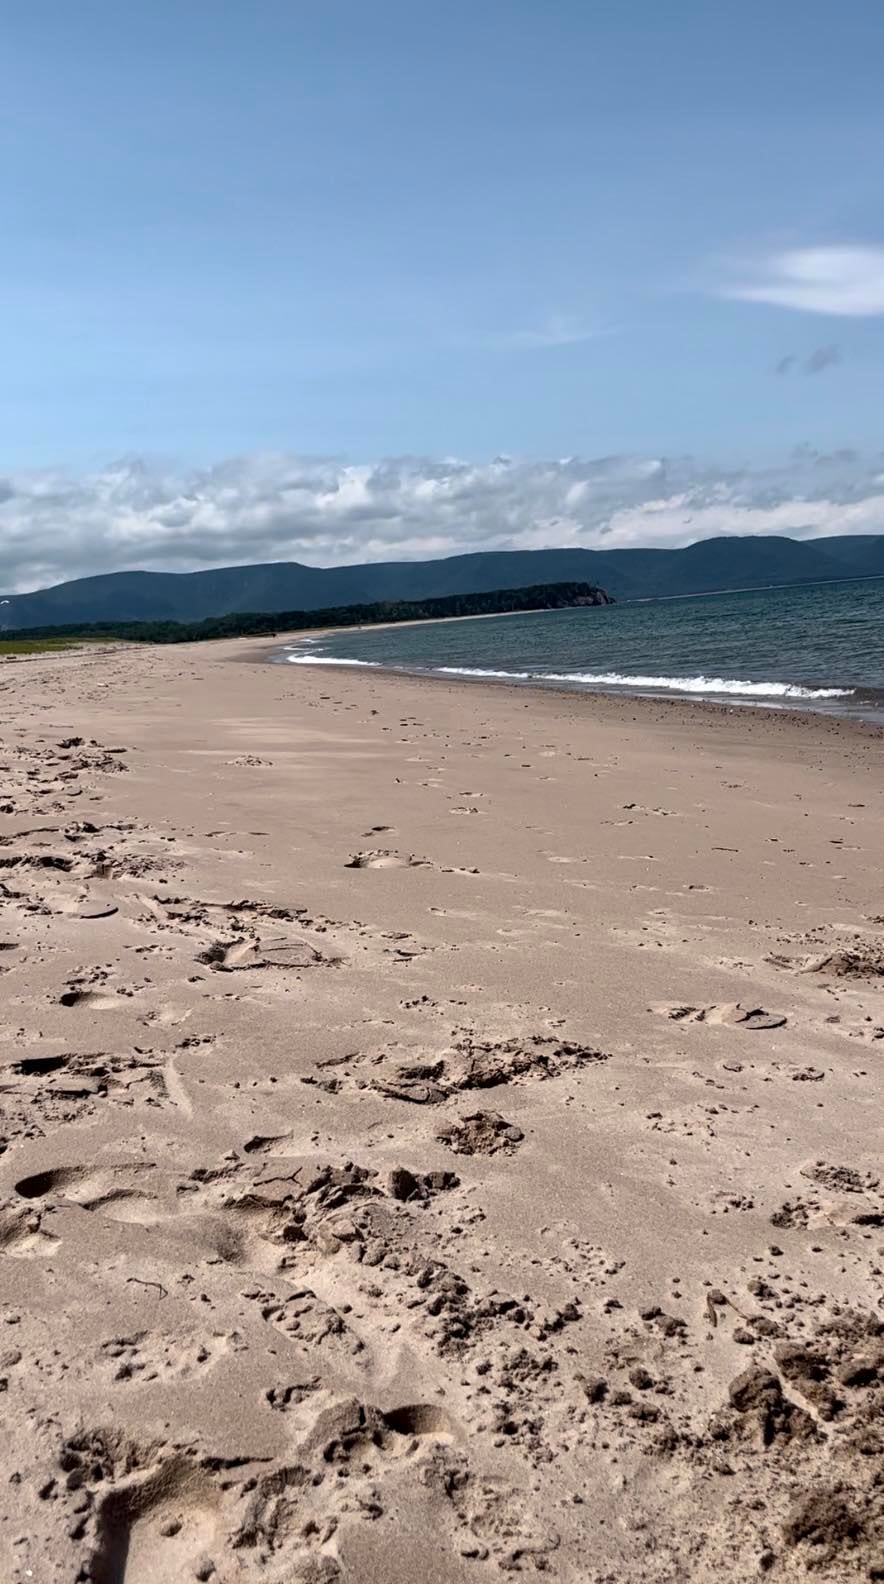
285, 654, 380, 667
436, 667, 854, 699
284, 652, 854, 699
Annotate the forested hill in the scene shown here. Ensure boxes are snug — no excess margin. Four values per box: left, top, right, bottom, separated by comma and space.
12, 581, 612, 645
2, 534, 882, 630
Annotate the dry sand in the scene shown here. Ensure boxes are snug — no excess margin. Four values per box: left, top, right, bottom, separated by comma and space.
0, 636, 882, 1584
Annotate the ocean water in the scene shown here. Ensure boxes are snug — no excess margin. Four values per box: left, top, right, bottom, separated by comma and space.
279, 577, 884, 723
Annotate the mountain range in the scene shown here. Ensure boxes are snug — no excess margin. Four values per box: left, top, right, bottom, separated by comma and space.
2, 534, 883, 630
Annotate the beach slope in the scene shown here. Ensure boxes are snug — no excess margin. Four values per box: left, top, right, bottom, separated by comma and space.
0, 638, 881, 1582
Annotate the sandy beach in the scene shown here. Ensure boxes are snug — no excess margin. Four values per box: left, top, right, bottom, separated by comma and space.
1, 636, 882, 1584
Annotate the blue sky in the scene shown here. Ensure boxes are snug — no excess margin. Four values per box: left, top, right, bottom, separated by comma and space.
2, 2, 884, 586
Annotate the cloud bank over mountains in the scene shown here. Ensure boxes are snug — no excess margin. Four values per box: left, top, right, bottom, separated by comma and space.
1, 450, 883, 595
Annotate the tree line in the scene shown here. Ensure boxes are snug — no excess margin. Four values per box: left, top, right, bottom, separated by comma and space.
8, 581, 612, 645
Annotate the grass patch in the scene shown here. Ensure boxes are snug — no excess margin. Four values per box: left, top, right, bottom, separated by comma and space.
0, 637, 116, 657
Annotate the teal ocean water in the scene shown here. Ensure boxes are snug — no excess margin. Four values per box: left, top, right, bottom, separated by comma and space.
280, 577, 884, 722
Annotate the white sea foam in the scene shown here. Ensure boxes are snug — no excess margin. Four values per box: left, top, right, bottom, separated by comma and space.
281, 650, 854, 701
437, 666, 532, 679
436, 666, 853, 699
285, 655, 380, 667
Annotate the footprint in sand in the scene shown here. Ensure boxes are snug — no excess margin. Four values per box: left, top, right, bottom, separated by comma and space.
307, 1034, 609, 1103
653, 1002, 787, 1030
88, 1455, 221, 1584
58, 987, 132, 1010
241, 1130, 293, 1155
229, 1397, 456, 1562
241, 1285, 367, 1356
140, 1004, 192, 1029
99, 1329, 234, 1384
620, 803, 679, 818
14, 1161, 164, 1223
346, 850, 429, 870
195, 935, 337, 971
0, 1201, 62, 1257
299, 1396, 454, 1458
0, 851, 76, 874
55, 895, 120, 919
12, 1158, 282, 1263
10, 1053, 69, 1077
770, 944, 884, 980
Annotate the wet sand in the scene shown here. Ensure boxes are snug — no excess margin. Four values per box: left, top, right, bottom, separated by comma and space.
1, 636, 882, 1583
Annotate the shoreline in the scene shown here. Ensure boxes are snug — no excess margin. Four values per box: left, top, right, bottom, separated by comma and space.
229, 599, 609, 661
247, 632, 884, 737
290, 655, 884, 732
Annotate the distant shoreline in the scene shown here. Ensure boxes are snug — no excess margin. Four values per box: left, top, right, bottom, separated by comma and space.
235, 602, 583, 661
4, 569, 881, 640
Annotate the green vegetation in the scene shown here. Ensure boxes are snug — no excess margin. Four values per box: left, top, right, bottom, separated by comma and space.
5, 581, 612, 646
0, 636, 115, 657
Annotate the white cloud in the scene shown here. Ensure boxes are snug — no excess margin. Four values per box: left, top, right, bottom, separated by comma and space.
501, 314, 601, 348
723, 246, 884, 316
0, 450, 882, 594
